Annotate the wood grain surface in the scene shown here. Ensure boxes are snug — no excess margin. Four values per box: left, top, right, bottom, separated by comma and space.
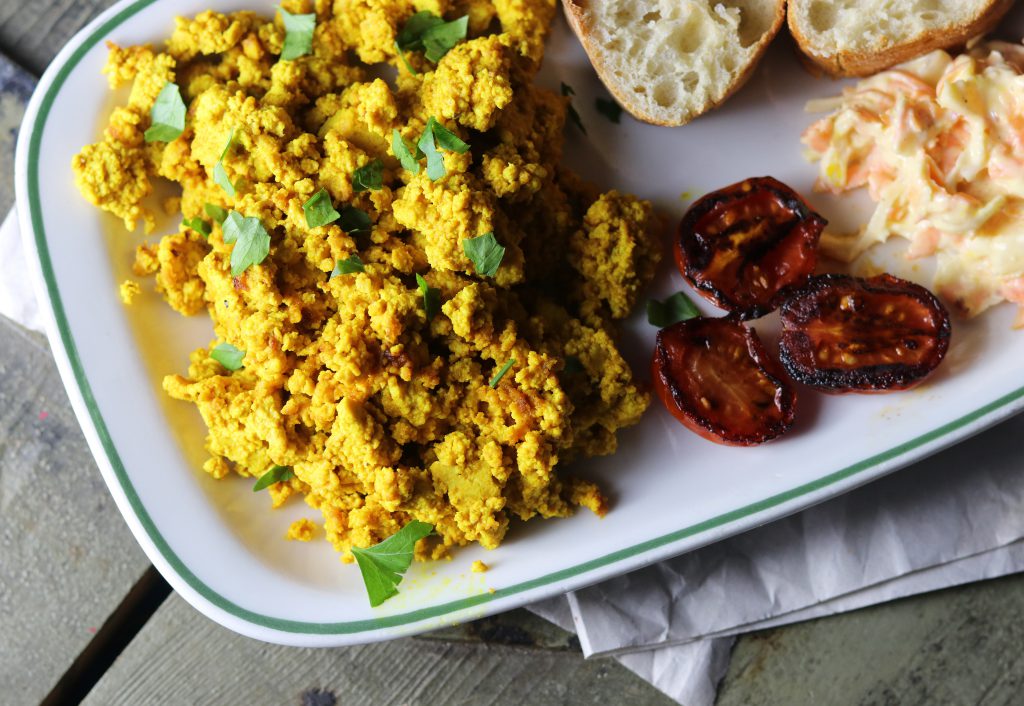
82, 593, 671, 706
0, 0, 118, 76
718, 573, 1024, 706
0, 313, 151, 703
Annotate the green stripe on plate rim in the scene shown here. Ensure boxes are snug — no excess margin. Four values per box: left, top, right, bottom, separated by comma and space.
26, 0, 1024, 635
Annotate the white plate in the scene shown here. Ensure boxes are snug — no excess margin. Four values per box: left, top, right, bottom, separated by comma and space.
16, 0, 1024, 646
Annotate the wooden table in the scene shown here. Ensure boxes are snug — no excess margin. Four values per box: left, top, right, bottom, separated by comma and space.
3, 2, 1024, 704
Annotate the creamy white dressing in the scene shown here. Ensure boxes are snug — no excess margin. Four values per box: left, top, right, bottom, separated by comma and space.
803, 41, 1024, 324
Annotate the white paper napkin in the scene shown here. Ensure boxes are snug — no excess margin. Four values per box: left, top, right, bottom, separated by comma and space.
568, 416, 1024, 657
0, 208, 44, 333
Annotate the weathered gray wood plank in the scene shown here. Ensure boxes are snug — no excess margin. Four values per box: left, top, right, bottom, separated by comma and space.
422, 607, 582, 651
0, 54, 32, 215
717, 573, 1024, 706
81, 593, 673, 706
0, 314, 151, 704
0, 51, 151, 704
0, 0, 119, 76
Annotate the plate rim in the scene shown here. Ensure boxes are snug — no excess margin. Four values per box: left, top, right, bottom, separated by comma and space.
16, 0, 1024, 646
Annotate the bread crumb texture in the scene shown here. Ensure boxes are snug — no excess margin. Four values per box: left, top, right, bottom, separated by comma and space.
793, 0, 978, 54
74, 1, 660, 561
572, 0, 781, 124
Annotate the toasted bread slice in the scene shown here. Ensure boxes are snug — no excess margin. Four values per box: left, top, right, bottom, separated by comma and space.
788, 0, 1017, 77
562, 0, 787, 127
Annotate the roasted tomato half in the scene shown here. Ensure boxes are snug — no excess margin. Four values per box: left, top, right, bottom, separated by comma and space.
652, 318, 797, 446
676, 177, 827, 319
779, 274, 951, 393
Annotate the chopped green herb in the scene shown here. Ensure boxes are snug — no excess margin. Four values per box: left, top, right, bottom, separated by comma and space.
144, 82, 186, 143
429, 117, 470, 153
222, 211, 271, 276
489, 358, 515, 388
462, 232, 505, 277
351, 520, 434, 607
394, 41, 418, 75
647, 291, 701, 328
252, 465, 294, 492
213, 162, 235, 196
279, 8, 315, 60
182, 217, 211, 238
210, 342, 245, 371
219, 128, 236, 161
416, 273, 440, 321
595, 97, 623, 124
395, 11, 467, 63
561, 82, 587, 135
302, 188, 340, 228
352, 159, 383, 192
338, 206, 372, 235
422, 15, 468, 62
563, 355, 584, 375
396, 11, 445, 49
392, 129, 422, 174
417, 117, 469, 181
204, 203, 229, 225
417, 126, 445, 181
331, 255, 365, 277
213, 129, 237, 196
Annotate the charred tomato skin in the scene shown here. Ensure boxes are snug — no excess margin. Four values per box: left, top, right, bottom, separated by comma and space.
779, 274, 951, 393
652, 317, 798, 446
676, 176, 827, 320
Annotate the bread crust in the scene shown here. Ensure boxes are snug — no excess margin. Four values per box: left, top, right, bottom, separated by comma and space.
562, 0, 787, 127
788, 0, 1017, 77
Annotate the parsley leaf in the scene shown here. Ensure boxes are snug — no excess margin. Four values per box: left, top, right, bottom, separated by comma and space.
489, 358, 515, 388
213, 129, 237, 196
210, 342, 245, 371
647, 291, 701, 328
561, 82, 587, 135
396, 11, 444, 49
416, 273, 440, 321
462, 232, 505, 277
595, 97, 623, 124
392, 129, 422, 174
213, 163, 235, 196
417, 117, 469, 181
394, 41, 419, 75
302, 188, 340, 228
395, 12, 467, 63
338, 206, 372, 235
352, 159, 383, 192
182, 216, 211, 238
144, 82, 186, 143
417, 126, 445, 181
218, 128, 236, 161
422, 15, 468, 62
252, 465, 294, 492
429, 118, 470, 153
331, 255, 365, 277
204, 203, 228, 225
279, 8, 315, 61
222, 211, 271, 276
351, 520, 434, 607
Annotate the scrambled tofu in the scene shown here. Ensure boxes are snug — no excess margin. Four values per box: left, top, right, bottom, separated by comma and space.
73, 0, 661, 561
287, 518, 319, 542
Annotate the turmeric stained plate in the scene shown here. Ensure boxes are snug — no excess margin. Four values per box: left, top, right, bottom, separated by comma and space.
16, 0, 1024, 646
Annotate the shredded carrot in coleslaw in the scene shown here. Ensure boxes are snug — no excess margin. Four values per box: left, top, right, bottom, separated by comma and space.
803, 41, 1024, 326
